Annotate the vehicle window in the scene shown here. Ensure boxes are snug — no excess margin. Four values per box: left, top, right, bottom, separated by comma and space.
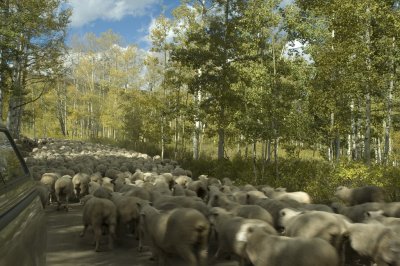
0, 132, 26, 186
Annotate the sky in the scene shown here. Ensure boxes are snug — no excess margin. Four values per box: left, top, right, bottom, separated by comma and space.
67, 0, 181, 49
67, 0, 294, 51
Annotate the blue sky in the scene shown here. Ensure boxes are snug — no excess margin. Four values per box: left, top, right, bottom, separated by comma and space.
67, 0, 181, 49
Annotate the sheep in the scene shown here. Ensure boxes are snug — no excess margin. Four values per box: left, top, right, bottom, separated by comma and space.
110, 193, 142, 237
381, 201, 400, 218
250, 197, 299, 229
222, 177, 234, 186
101, 177, 114, 192
346, 222, 400, 265
187, 180, 208, 200
208, 190, 273, 226
120, 185, 151, 201
243, 226, 340, 266
334, 185, 384, 206
364, 210, 400, 232
72, 172, 90, 199
279, 208, 349, 240
80, 197, 117, 252
153, 195, 209, 216
278, 208, 349, 264
54, 175, 74, 211
262, 186, 311, 204
172, 183, 197, 197
331, 201, 384, 222
35, 182, 50, 208
174, 175, 191, 187
92, 186, 113, 200
40, 172, 60, 204
139, 205, 209, 266
90, 172, 103, 184
208, 207, 277, 265
88, 180, 101, 194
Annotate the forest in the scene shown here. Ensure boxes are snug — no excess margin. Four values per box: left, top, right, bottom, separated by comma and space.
1, 0, 400, 202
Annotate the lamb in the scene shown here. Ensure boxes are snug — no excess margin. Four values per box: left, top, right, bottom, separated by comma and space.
243, 226, 340, 266
139, 205, 209, 266
334, 185, 384, 206
346, 222, 400, 265
72, 172, 90, 199
54, 175, 74, 211
80, 197, 117, 252
208, 207, 277, 265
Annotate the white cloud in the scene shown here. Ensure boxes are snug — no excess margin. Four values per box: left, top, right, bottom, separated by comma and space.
69, 0, 159, 28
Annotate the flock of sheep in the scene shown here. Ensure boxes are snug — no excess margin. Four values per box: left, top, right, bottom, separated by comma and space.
25, 138, 400, 266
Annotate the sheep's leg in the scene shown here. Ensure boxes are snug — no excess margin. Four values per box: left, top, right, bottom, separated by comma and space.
56, 192, 61, 210
138, 227, 145, 252
93, 225, 102, 252
177, 245, 197, 266
65, 195, 69, 212
80, 224, 88, 237
197, 247, 208, 266
108, 224, 116, 250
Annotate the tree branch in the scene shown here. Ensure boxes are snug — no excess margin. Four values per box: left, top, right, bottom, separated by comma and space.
12, 86, 48, 110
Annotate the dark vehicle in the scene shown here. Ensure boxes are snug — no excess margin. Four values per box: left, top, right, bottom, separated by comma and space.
0, 124, 46, 266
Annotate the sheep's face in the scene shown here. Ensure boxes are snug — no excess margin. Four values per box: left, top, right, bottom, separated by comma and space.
334, 186, 347, 197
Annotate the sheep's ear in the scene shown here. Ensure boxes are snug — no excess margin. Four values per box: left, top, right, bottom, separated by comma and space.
136, 202, 141, 208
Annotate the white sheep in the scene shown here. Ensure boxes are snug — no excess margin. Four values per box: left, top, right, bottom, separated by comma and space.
80, 197, 117, 252
35, 182, 50, 208
262, 186, 311, 204
139, 205, 209, 266
153, 195, 208, 216
40, 172, 60, 204
54, 175, 74, 211
110, 193, 142, 237
346, 222, 400, 265
244, 226, 340, 266
334, 185, 384, 206
278, 208, 349, 263
209, 189, 273, 226
208, 207, 277, 265
72, 172, 90, 199
187, 180, 208, 200
331, 201, 384, 222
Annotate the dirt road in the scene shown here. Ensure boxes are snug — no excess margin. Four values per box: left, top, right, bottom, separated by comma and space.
45, 203, 238, 266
